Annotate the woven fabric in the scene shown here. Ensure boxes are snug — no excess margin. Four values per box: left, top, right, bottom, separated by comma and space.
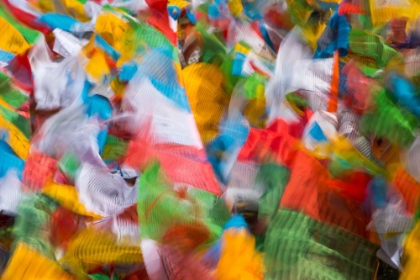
93, 206, 141, 246
137, 163, 225, 242
264, 209, 379, 280
0, 1, 40, 44
31, 54, 86, 111
159, 245, 214, 280
400, 220, 420, 279
50, 206, 80, 249
33, 106, 104, 166
393, 168, 420, 214
61, 228, 143, 264
22, 151, 57, 190
257, 163, 290, 223
348, 29, 402, 68
405, 136, 420, 184
42, 180, 103, 219
215, 228, 265, 280
341, 60, 377, 114
266, 28, 335, 123
0, 101, 30, 160
0, 140, 25, 181
75, 163, 138, 217
0, 17, 31, 55
338, 109, 362, 141
361, 90, 419, 148
95, 12, 129, 50
243, 81, 267, 128
0, 72, 28, 108
369, 0, 419, 24
280, 149, 372, 238
237, 119, 299, 168
11, 194, 57, 259
371, 197, 413, 269
183, 63, 230, 144
101, 135, 129, 162
2, 242, 75, 280
0, 170, 26, 215
315, 12, 351, 58
125, 138, 221, 195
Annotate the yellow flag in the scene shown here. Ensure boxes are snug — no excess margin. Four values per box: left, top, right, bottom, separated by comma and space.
43, 181, 103, 219
370, 0, 420, 25
2, 242, 76, 280
95, 12, 129, 50
60, 228, 143, 275
400, 222, 420, 279
0, 17, 30, 55
216, 229, 265, 280
183, 63, 230, 144
85, 49, 110, 82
